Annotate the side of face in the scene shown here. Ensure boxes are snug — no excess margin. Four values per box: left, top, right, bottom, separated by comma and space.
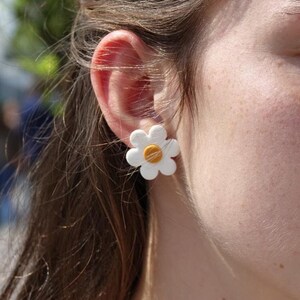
180, 0, 300, 296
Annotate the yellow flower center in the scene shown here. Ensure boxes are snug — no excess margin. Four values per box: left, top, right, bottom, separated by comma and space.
143, 144, 163, 164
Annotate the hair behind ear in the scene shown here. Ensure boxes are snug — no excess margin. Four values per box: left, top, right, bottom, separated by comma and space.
1, 61, 149, 299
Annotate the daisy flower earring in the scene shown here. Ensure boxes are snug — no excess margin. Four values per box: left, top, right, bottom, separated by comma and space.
126, 125, 180, 180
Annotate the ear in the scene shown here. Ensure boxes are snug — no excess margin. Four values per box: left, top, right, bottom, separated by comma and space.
90, 30, 161, 147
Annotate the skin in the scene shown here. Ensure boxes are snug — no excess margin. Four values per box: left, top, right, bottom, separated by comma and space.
91, 0, 300, 299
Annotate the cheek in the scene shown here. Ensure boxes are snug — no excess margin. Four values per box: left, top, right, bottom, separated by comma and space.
197, 95, 300, 246
187, 59, 300, 293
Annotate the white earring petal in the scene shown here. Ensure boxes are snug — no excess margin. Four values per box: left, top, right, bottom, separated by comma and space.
159, 158, 177, 176
140, 164, 159, 180
126, 148, 144, 167
164, 139, 180, 157
130, 129, 148, 147
148, 125, 167, 145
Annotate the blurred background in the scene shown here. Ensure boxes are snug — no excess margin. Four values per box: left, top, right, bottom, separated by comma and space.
0, 0, 75, 248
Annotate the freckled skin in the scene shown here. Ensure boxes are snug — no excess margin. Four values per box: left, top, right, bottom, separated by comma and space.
177, 0, 300, 298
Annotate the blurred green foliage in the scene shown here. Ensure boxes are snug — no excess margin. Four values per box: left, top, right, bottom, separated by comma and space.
11, 0, 76, 79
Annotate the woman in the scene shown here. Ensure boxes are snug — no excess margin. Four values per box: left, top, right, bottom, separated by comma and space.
2, 0, 300, 299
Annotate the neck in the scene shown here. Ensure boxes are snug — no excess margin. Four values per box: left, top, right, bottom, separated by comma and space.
134, 175, 294, 300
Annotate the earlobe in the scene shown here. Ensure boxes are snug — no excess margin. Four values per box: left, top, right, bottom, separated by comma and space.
90, 30, 158, 147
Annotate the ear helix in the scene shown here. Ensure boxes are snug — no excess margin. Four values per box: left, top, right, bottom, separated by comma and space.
126, 125, 180, 180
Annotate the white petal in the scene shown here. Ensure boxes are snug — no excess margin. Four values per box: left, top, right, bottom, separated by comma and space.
126, 148, 144, 167
159, 158, 177, 176
163, 139, 180, 158
130, 129, 148, 147
140, 163, 159, 180
148, 125, 167, 145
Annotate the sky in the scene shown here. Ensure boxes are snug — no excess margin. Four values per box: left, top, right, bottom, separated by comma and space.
0, 0, 33, 101
0, 0, 17, 60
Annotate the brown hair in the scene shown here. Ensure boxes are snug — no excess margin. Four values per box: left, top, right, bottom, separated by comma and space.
1, 1, 211, 299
